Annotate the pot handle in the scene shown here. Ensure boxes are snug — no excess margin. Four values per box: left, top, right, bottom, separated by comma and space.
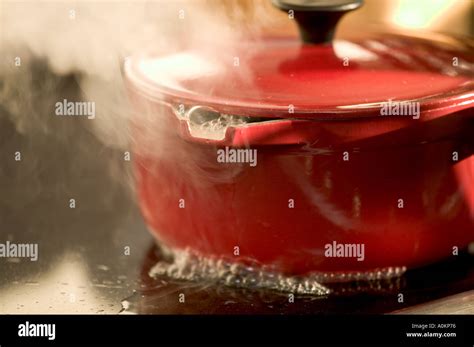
272, 0, 363, 44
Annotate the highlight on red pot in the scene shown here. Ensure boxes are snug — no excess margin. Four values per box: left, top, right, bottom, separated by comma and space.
0, 0, 473, 315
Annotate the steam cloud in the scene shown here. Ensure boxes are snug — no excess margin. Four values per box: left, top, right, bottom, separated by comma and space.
0, 0, 279, 209
0, 0, 276, 146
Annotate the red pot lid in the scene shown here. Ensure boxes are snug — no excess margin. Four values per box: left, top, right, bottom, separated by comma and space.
125, 1, 474, 120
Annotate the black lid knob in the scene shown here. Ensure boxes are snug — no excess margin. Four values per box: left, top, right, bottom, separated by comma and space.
272, 0, 363, 44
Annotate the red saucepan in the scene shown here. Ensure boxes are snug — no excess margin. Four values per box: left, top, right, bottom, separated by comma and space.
125, 0, 474, 281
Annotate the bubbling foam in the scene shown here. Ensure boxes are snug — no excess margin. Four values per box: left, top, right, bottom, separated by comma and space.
149, 248, 407, 296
